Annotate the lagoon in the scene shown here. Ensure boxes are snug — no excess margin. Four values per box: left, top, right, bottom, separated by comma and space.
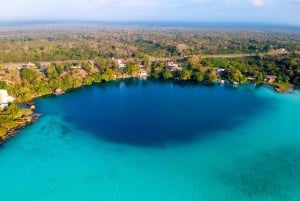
1, 79, 300, 201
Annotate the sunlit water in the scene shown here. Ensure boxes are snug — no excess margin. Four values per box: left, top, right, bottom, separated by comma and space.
1, 79, 300, 201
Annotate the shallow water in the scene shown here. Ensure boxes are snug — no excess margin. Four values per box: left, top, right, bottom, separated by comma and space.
1, 79, 300, 201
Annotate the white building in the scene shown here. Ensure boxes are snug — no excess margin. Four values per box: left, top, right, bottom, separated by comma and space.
18, 62, 37, 70
117, 59, 126, 68
140, 69, 147, 77
0, 89, 15, 110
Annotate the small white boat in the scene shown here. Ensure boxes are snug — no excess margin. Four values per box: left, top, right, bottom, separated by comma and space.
233, 82, 239, 87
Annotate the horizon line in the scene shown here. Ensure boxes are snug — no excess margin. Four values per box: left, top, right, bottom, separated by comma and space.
0, 20, 299, 29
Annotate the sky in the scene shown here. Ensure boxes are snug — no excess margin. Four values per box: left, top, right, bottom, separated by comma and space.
0, 0, 299, 26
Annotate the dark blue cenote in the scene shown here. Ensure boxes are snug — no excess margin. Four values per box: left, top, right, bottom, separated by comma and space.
36, 79, 272, 147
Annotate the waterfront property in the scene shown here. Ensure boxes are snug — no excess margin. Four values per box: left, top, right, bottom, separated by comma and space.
53, 88, 65, 95
117, 59, 127, 68
167, 61, 180, 71
0, 89, 15, 110
265, 75, 278, 83
216, 68, 225, 76
140, 68, 147, 77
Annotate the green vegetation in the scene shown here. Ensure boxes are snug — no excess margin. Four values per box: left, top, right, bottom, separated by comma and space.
7, 63, 121, 102
124, 61, 140, 76
0, 103, 32, 142
161, 69, 174, 79
0, 25, 300, 142
0, 26, 299, 63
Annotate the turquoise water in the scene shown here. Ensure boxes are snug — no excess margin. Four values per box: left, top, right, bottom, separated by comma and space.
1, 79, 300, 201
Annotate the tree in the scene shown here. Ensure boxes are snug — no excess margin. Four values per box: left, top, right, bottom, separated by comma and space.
20, 68, 37, 83
55, 64, 64, 75
161, 69, 173, 79
188, 56, 201, 69
101, 68, 115, 81
0, 81, 7, 89
125, 61, 139, 76
179, 69, 192, 81
293, 76, 300, 86
256, 72, 264, 84
224, 67, 247, 83
204, 68, 217, 83
82, 62, 92, 74
151, 62, 163, 78
45, 65, 59, 79
192, 70, 204, 82
177, 43, 187, 57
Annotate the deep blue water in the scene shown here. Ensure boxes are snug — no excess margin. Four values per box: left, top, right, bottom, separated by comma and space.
1, 79, 300, 201
36, 79, 272, 147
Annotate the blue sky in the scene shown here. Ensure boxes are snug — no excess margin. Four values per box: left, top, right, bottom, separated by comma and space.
0, 0, 299, 26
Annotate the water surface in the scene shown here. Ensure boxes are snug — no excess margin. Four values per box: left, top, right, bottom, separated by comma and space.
1, 79, 300, 201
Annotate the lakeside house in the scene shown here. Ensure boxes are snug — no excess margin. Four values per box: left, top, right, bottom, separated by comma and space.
167, 61, 180, 71
139, 61, 145, 68
117, 59, 127, 68
53, 88, 65, 96
265, 75, 277, 83
247, 77, 255, 82
140, 68, 147, 77
216, 68, 225, 76
0, 89, 15, 110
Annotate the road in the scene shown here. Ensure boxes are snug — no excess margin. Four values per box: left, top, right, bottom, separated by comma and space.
148, 50, 291, 61
1, 50, 293, 68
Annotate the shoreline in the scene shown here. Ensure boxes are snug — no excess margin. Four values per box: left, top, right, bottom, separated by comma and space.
0, 76, 295, 145
0, 104, 41, 144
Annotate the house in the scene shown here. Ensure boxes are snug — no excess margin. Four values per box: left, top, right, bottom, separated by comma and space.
247, 77, 255, 82
117, 59, 127, 68
18, 62, 37, 70
216, 68, 225, 76
0, 89, 15, 110
70, 62, 81, 69
25, 62, 37, 69
139, 61, 145, 68
167, 61, 179, 71
280, 48, 287, 52
265, 75, 277, 83
53, 88, 65, 96
140, 68, 147, 77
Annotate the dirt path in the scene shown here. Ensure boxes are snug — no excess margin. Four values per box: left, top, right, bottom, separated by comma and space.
149, 50, 291, 61
2, 50, 292, 68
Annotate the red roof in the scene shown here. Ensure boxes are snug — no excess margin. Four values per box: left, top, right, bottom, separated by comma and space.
118, 59, 126, 64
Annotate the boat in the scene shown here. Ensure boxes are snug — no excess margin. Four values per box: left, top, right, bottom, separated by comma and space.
233, 82, 239, 87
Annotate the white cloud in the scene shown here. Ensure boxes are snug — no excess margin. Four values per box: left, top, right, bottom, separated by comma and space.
250, 0, 265, 7
0, 0, 298, 25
